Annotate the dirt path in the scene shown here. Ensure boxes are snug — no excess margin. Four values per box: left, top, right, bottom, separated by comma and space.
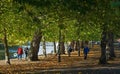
0, 59, 29, 65
32, 66, 120, 74
0, 50, 120, 74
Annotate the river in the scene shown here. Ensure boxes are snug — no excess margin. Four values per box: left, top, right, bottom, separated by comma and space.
0, 42, 68, 60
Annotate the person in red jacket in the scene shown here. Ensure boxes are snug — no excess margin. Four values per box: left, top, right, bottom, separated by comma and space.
17, 46, 23, 60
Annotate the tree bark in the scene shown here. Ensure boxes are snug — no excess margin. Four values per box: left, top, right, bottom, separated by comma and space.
42, 36, 46, 57
99, 30, 107, 64
3, 28, 10, 65
81, 41, 84, 48
58, 29, 61, 62
60, 32, 65, 54
71, 40, 75, 51
77, 41, 80, 56
53, 41, 56, 54
60, 42, 65, 54
74, 41, 77, 50
108, 32, 116, 58
28, 29, 42, 61
74, 41, 80, 56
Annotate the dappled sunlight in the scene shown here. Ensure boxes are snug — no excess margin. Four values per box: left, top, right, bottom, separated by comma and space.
0, 49, 120, 73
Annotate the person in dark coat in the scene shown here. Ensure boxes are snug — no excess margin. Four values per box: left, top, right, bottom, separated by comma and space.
83, 45, 89, 60
68, 45, 72, 57
24, 47, 29, 60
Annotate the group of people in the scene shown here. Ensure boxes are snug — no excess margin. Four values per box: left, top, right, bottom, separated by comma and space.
68, 45, 90, 60
17, 44, 89, 60
17, 46, 29, 60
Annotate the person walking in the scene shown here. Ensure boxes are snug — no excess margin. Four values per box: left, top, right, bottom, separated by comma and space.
17, 46, 23, 60
83, 45, 89, 60
24, 47, 29, 60
68, 45, 72, 57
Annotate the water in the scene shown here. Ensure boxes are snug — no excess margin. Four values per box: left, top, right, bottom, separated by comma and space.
0, 42, 65, 60
0, 51, 5, 60
38, 42, 56, 55
0, 42, 68, 60
0, 47, 54, 60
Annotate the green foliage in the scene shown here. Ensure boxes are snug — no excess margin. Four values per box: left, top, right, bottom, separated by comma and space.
1, 0, 120, 46
111, 1, 120, 8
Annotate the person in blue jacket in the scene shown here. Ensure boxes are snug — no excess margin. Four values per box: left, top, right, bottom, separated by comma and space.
68, 45, 72, 57
83, 45, 89, 60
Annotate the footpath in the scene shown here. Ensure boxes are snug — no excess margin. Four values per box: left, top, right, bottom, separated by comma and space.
32, 67, 120, 74
0, 50, 120, 74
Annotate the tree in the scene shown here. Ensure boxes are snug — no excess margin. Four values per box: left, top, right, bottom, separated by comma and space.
108, 32, 116, 59
95, 0, 120, 64
99, 25, 107, 64
29, 29, 42, 61
42, 36, 47, 57
1, 0, 120, 64
0, 0, 13, 65
3, 28, 10, 64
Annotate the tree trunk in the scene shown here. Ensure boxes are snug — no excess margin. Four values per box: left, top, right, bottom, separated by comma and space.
74, 41, 77, 50
77, 41, 80, 57
71, 40, 75, 51
60, 42, 65, 54
108, 32, 116, 58
53, 41, 56, 54
58, 29, 61, 62
85, 41, 89, 45
28, 29, 42, 61
81, 41, 84, 48
99, 30, 107, 64
74, 40, 80, 56
43, 36, 46, 57
60, 31, 65, 54
3, 28, 10, 65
